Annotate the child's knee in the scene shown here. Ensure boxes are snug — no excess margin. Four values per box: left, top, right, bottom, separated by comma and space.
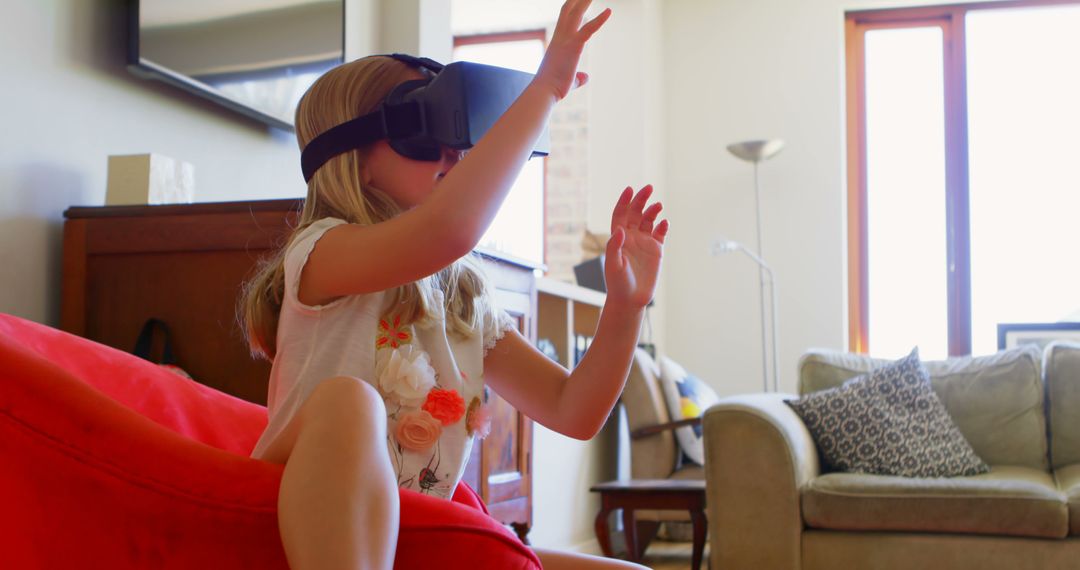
305, 376, 386, 425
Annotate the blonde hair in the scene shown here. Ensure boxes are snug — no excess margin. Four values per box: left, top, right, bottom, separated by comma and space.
240, 55, 502, 360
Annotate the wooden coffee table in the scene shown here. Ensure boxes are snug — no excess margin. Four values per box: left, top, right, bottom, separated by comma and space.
590, 479, 707, 570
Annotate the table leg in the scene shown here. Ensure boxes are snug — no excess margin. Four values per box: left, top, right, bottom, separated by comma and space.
510, 522, 531, 545
622, 508, 638, 562
690, 509, 707, 570
594, 507, 615, 558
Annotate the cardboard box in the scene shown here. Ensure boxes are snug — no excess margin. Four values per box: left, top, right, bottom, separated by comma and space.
106, 154, 194, 205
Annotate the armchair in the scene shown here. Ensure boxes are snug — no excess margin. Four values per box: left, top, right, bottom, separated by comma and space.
0, 313, 540, 569
617, 348, 705, 550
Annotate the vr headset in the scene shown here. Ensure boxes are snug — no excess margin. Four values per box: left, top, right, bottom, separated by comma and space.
300, 53, 550, 182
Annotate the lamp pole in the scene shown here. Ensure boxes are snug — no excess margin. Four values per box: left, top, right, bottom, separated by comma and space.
752, 160, 769, 391
739, 244, 779, 393
725, 139, 784, 392
712, 240, 779, 392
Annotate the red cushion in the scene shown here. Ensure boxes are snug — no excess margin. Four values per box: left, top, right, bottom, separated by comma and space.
0, 314, 540, 569
1, 312, 267, 454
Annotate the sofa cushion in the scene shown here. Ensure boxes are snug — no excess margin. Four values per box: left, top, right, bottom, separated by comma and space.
802, 465, 1068, 539
799, 345, 1048, 470
803, 531, 1080, 570
1046, 342, 1080, 469
787, 349, 988, 478
1056, 463, 1080, 536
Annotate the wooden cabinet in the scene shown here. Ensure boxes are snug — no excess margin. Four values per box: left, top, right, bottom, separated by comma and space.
60, 199, 539, 540
61, 201, 293, 403
460, 250, 537, 540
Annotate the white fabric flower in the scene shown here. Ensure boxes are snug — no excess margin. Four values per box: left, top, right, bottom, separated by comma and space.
376, 345, 437, 406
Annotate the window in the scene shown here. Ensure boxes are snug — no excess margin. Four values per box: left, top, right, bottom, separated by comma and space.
452, 32, 547, 266
846, 0, 1080, 358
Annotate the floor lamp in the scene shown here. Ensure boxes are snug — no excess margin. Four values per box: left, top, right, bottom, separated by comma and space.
724, 139, 784, 392
712, 239, 779, 393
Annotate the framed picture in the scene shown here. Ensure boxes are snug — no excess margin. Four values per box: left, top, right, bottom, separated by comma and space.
997, 322, 1080, 350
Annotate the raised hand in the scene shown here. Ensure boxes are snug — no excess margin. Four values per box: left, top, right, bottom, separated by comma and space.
604, 185, 668, 310
534, 0, 612, 101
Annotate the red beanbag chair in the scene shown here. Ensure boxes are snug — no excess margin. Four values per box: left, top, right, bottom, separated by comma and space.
0, 313, 540, 569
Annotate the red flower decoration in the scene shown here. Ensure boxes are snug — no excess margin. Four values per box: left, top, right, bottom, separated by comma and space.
376, 315, 412, 349
422, 388, 466, 426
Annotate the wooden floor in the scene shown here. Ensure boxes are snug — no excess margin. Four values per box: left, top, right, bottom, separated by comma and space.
638, 540, 708, 570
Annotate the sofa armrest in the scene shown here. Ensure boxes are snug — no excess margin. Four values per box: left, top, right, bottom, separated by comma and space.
703, 393, 820, 570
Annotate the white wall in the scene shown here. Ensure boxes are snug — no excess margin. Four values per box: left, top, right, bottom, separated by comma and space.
659, 0, 980, 397
0, 0, 403, 326
380, 0, 452, 62
587, 0, 667, 355
0, 0, 303, 324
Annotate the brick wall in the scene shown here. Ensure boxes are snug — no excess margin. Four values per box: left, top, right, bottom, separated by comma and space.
544, 88, 591, 282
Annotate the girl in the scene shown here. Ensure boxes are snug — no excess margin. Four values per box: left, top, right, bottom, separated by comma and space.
241, 1, 667, 568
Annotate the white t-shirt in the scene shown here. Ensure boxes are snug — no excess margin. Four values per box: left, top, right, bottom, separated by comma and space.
250, 217, 514, 499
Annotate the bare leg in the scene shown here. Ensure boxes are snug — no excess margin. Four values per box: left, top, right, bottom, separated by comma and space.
259, 376, 399, 570
535, 548, 651, 570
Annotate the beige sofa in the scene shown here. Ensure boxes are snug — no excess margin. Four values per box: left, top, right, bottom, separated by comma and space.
703, 342, 1080, 570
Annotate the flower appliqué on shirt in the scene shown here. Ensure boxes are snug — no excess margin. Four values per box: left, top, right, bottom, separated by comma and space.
422, 388, 466, 426
394, 409, 443, 452
466, 396, 493, 439
376, 315, 412, 349
373, 312, 487, 497
375, 345, 437, 407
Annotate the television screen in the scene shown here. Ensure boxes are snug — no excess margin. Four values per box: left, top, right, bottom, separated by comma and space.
129, 0, 345, 130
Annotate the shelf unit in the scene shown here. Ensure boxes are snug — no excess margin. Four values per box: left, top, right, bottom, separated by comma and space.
536, 276, 606, 368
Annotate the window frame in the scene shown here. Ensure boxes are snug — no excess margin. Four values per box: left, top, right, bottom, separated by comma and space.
845, 0, 1080, 356
452, 29, 550, 267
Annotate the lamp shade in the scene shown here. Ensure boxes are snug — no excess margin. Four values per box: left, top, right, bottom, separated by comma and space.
726, 139, 785, 163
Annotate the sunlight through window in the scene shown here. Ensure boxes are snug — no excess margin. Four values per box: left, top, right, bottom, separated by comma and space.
865, 27, 948, 360
453, 40, 546, 265
967, 4, 1080, 355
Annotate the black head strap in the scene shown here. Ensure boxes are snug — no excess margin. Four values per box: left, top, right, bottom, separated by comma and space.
387, 53, 445, 75
299, 53, 445, 182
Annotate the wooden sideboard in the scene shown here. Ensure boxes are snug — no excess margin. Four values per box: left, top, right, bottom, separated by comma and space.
60, 198, 542, 540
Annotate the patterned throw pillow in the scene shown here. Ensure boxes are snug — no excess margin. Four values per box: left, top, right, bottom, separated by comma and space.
658, 356, 720, 466
786, 348, 990, 478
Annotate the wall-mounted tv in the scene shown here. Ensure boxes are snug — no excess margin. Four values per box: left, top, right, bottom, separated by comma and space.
128, 0, 345, 130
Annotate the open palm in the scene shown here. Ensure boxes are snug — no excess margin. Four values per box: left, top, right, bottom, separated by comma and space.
534, 0, 612, 101
603, 185, 668, 309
